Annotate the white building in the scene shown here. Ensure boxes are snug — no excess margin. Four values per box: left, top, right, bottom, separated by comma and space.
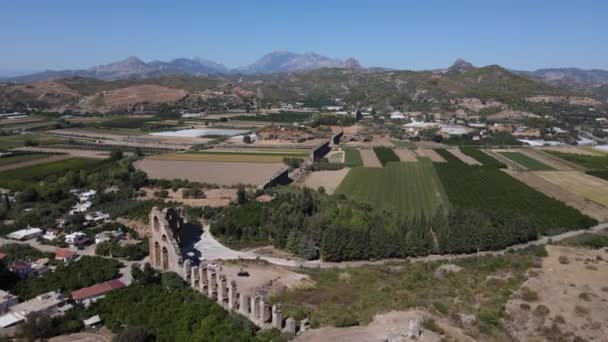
7, 227, 43, 241
0, 291, 65, 328
65, 232, 88, 245
0, 290, 18, 314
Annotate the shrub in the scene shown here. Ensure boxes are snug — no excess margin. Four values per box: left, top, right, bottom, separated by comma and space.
533, 304, 550, 317
521, 287, 539, 302
558, 256, 570, 264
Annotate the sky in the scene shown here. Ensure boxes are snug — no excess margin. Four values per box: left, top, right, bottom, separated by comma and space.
0, 0, 607, 75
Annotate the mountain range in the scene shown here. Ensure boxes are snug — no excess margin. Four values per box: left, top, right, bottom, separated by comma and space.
3, 51, 362, 83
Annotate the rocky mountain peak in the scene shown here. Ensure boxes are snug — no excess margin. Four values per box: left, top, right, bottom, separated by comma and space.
448, 58, 475, 73
344, 57, 361, 69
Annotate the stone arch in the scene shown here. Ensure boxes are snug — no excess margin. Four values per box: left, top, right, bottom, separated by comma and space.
161, 234, 167, 242
162, 246, 169, 270
154, 242, 160, 267
153, 216, 160, 232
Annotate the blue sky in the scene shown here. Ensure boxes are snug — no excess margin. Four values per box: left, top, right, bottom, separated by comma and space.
0, 0, 606, 74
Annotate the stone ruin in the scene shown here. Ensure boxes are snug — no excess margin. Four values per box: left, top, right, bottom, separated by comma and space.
149, 207, 305, 334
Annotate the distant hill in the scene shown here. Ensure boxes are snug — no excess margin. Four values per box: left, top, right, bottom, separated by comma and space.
5, 52, 362, 82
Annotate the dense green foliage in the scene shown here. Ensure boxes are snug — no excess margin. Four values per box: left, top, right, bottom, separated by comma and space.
0, 158, 111, 189
546, 150, 608, 170
91, 282, 268, 341
372, 146, 400, 166
311, 114, 356, 127
335, 160, 448, 218
0, 153, 49, 166
95, 240, 149, 260
230, 111, 313, 123
11, 256, 122, 299
0, 134, 66, 150
0, 243, 53, 264
434, 151, 596, 236
459, 147, 506, 168
497, 151, 555, 170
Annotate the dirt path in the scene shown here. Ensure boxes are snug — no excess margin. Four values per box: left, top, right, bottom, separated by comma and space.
0, 154, 73, 172
505, 170, 608, 222
447, 148, 480, 165
13, 147, 111, 159
359, 149, 382, 167
302, 168, 351, 194
393, 149, 418, 162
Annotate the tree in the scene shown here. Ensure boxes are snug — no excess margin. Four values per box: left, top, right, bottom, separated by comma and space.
132, 263, 160, 286
110, 149, 124, 161
117, 326, 152, 342
236, 186, 248, 205
161, 272, 186, 290
242, 135, 252, 144
18, 312, 54, 341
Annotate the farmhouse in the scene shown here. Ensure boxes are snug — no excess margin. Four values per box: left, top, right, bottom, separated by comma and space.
55, 249, 78, 263
71, 279, 126, 306
0, 290, 18, 314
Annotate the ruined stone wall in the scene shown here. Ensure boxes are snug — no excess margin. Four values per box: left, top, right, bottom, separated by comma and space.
148, 207, 186, 277
331, 130, 344, 145
311, 141, 331, 161
259, 167, 292, 189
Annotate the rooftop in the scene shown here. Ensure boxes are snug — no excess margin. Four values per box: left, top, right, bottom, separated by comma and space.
71, 279, 126, 301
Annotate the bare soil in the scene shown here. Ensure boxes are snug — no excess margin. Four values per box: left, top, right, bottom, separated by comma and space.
134, 159, 284, 186
446, 148, 481, 165
415, 149, 446, 162
77, 85, 188, 113
505, 170, 608, 222
393, 149, 418, 162
526, 95, 602, 106
505, 245, 608, 341
534, 171, 608, 208
214, 260, 312, 298
302, 168, 351, 194
359, 149, 382, 167
295, 310, 473, 342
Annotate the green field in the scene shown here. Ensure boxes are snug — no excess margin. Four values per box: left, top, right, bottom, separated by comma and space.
0, 134, 66, 150
373, 146, 400, 166
0, 158, 110, 189
546, 151, 608, 170
497, 151, 555, 170
391, 140, 415, 148
0, 154, 50, 166
335, 159, 449, 218
344, 148, 363, 166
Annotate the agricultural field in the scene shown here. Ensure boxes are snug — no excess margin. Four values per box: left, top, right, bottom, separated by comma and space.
229, 111, 314, 123
0, 153, 49, 166
497, 151, 555, 170
534, 171, 608, 208
134, 159, 284, 186
343, 148, 363, 167
393, 149, 417, 162
391, 140, 415, 148
587, 170, 608, 181
148, 150, 307, 163
372, 146, 399, 166
435, 159, 596, 235
446, 148, 480, 165
460, 147, 506, 168
0, 158, 110, 189
359, 149, 382, 167
303, 168, 351, 194
415, 148, 446, 162
335, 159, 449, 218
545, 150, 608, 170
0, 134, 66, 150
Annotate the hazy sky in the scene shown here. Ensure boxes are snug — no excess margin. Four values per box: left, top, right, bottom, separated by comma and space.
1, 0, 606, 73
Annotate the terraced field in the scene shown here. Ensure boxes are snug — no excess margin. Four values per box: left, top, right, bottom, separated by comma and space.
335, 159, 449, 218
497, 151, 555, 170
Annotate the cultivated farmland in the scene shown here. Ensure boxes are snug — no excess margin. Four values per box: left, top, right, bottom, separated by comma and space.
460, 148, 506, 168
497, 151, 555, 170
534, 171, 608, 208
372, 146, 400, 166
446, 148, 481, 165
545, 150, 608, 170
359, 149, 382, 168
303, 168, 351, 194
134, 159, 284, 186
393, 149, 417, 162
148, 150, 306, 163
335, 159, 449, 218
0, 158, 110, 189
344, 148, 363, 167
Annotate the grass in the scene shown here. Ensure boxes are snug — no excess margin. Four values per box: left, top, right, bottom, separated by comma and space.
0, 158, 110, 189
0, 154, 49, 166
497, 151, 555, 170
272, 251, 537, 338
335, 159, 449, 218
391, 140, 415, 148
587, 170, 608, 181
546, 150, 608, 170
558, 232, 608, 249
460, 147, 506, 168
534, 171, 608, 208
372, 146, 400, 166
344, 148, 363, 167
0, 134, 66, 150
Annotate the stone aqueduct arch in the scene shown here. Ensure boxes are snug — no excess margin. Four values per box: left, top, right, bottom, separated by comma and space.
148, 206, 308, 334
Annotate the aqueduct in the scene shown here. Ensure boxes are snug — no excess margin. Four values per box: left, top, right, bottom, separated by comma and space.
148, 207, 307, 334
